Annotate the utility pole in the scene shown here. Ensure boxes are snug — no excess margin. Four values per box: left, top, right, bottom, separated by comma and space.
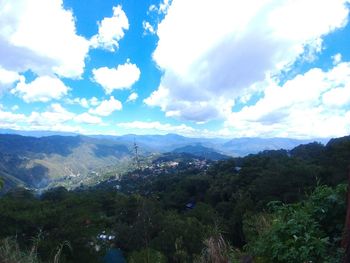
133, 138, 140, 170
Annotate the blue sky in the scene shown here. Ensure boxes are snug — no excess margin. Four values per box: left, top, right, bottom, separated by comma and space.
0, 0, 350, 138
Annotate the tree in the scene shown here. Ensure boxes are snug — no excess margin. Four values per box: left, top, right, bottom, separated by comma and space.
128, 248, 166, 263
248, 185, 346, 263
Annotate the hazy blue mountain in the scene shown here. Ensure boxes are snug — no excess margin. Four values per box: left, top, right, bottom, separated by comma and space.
220, 137, 329, 156
93, 133, 205, 153
0, 134, 133, 190
0, 129, 328, 156
0, 131, 330, 191
172, 144, 229, 160
0, 128, 78, 137
97, 134, 328, 157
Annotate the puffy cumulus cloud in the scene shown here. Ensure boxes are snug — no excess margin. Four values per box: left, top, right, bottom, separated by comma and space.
74, 98, 89, 108
90, 5, 129, 51
0, 109, 26, 128
323, 88, 350, 107
89, 97, 100, 106
224, 62, 350, 138
92, 61, 140, 94
0, 67, 20, 89
117, 121, 196, 135
66, 97, 101, 108
26, 104, 101, 131
74, 113, 102, 124
146, 0, 350, 122
89, 96, 122, 116
0, 103, 106, 132
332, 53, 342, 65
0, 104, 70, 130
0, 0, 89, 78
29, 103, 75, 125
12, 75, 69, 103
145, 85, 234, 122
127, 92, 138, 102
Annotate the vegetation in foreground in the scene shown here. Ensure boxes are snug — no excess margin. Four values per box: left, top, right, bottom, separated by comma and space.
0, 135, 349, 262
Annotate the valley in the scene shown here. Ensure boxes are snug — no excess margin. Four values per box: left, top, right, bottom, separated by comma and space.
0, 133, 348, 262
0, 131, 325, 193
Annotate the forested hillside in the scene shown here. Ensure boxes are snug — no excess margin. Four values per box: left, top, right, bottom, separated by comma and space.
0, 133, 321, 193
0, 135, 133, 191
0, 135, 349, 262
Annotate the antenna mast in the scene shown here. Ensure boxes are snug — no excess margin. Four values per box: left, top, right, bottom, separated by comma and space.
133, 138, 140, 169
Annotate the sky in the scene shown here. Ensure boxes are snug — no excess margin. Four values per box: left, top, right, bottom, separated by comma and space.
0, 0, 350, 138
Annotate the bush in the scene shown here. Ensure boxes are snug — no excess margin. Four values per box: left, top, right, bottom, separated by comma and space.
0, 237, 41, 263
247, 185, 346, 263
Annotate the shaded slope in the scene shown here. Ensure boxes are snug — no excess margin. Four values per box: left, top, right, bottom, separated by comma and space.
172, 144, 229, 160
0, 135, 133, 189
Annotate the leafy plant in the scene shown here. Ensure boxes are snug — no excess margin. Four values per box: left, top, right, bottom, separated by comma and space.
0, 237, 41, 263
128, 248, 166, 263
247, 185, 346, 263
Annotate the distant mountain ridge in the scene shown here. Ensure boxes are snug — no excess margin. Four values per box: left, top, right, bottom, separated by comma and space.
0, 129, 329, 156
94, 133, 326, 156
221, 137, 329, 156
172, 143, 229, 160
0, 128, 78, 137
0, 134, 133, 191
0, 130, 331, 192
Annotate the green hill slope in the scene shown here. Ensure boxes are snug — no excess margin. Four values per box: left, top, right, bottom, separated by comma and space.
0, 135, 133, 189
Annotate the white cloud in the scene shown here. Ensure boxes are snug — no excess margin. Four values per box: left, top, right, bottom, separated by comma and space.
0, 104, 75, 130
159, 0, 172, 14
89, 96, 122, 116
29, 103, 75, 125
145, 85, 234, 121
148, 0, 172, 15
11, 105, 19, 111
23, 103, 78, 132
75, 113, 102, 124
127, 92, 138, 102
148, 5, 158, 13
0, 67, 20, 89
0, 0, 89, 78
117, 121, 195, 135
76, 98, 89, 108
0, 109, 26, 127
332, 53, 342, 65
89, 97, 100, 106
68, 96, 102, 107
12, 75, 69, 103
322, 87, 350, 107
66, 97, 89, 108
66, 97, 101, 109
143, 21, 155, 34
90, 5, 129, 51
92, 61, 141, 94
0, 103, 97, 133
146, 0, 350, 122
224, 62, 350, 138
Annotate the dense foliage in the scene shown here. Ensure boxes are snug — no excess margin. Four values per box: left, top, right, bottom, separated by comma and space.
0, 135, 349, 262
248, 185, 346, 262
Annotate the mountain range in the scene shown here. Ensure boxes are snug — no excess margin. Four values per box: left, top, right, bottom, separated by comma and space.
0, 134, 133, 191
0, 129, 329, 191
